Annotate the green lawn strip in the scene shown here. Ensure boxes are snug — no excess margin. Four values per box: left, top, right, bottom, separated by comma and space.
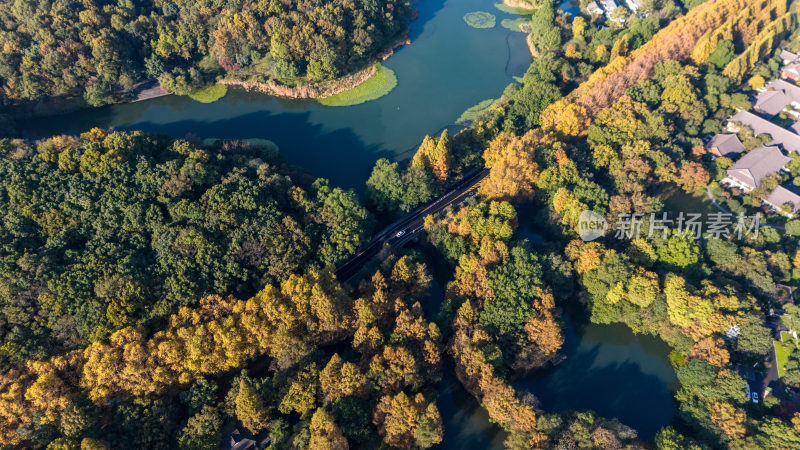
775, 339, 792, 378
318, 64, 397, 107
456, 98, 499, 125
464, 11, 497, 29
187, 84, 228, 103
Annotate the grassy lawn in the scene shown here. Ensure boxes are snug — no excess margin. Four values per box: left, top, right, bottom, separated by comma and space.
187, 84, 228, 103
318, 64, 397, 107
659, 184, 718, 217
463, 11, 496, 29
775, 340, 793, 378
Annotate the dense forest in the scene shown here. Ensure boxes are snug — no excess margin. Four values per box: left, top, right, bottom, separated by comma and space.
0, 0, 413, 107
4, 0, 800, 448
0, 132, 372, 369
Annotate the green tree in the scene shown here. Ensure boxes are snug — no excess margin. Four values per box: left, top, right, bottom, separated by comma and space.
178, 406, 222, 450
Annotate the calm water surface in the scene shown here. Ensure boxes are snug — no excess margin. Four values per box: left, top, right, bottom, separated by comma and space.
516, 320, 677, 441
434, 316, 677, 449
22, 0, 530, 189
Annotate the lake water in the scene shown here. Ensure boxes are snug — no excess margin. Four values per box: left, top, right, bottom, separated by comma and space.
434, 315, 677, 449
21, 0, 676, 443
515, 320, 677, 441
21, 0, 531, 190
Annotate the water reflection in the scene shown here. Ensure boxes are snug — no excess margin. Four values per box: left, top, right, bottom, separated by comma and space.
516, 321, 677, 440
22, 0, 530, 190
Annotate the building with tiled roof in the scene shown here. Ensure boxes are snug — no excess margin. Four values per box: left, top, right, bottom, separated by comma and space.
723, 146, 790, 192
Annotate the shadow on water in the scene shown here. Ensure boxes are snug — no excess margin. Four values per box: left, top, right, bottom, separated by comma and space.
437, 362, 507, 450
515, 320, 678, 440
408, 0, 447, 42
117, 110, 393, 191
20, 0, 530, 191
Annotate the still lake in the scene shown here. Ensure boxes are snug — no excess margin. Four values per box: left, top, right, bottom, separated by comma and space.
22, 0, 531, 190
22, 0, 676, 443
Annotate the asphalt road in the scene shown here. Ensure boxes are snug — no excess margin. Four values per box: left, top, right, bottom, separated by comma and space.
334, 167, 490, 281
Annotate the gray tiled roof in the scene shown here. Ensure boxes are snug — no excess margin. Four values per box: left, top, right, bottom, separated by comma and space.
729, 110, 800, 153
599, 0, 619, 11
781, 50, 800, 63
783, 63, 800, 79
765, 186, 800, 213
791, 120, 800, 135
726, 146, 790, 189
767, 79, 800, 103
754, 79, 800, 117
754, 90, 791, 117
707, 134, 745, 157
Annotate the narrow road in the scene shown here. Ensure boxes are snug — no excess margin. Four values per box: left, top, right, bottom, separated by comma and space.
335, 168, 489, 281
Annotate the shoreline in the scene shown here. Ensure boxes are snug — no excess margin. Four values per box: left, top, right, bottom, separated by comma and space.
503, 0, 537, 10
7, 35, 410, 120
219, 36, 410, 100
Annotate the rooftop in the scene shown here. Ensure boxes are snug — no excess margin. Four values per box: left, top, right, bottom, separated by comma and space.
783, 63, 800, 79
765, 186, 800, 215
707, 133, 745, 157
754, 90, 792, 117
781, 50, 800, 63
767, 79, 800, 103
754, 80, 800, 117
726, 146, 790, 189
729, 110, 800, 154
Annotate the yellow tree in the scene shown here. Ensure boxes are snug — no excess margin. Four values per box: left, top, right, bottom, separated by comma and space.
710, 402, 746, 440
235, 379, 272, 434
481, 132, 539, 201
308, 408, 349, 450
320, 354, 366, 402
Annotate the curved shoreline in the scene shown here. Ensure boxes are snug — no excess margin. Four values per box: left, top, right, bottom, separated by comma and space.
219, 37, 410, 100
503, 0, 537, 10
7, 36, 411, 119
503, 0, 536, 11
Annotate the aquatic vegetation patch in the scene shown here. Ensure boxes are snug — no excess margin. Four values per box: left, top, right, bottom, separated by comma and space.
187, 84, 228, 103
456, 98, 498, 124
463, 11, 497, 29
501, 17, 530, 32
318, 64, 397, 107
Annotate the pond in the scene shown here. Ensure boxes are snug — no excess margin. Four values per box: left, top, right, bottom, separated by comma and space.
515, 320, 678, 441
434, 314, 678, 448
21, 0, 531, 190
